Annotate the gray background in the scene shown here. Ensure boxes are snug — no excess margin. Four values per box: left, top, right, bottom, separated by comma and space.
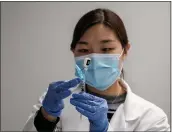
1, 2, 171, 131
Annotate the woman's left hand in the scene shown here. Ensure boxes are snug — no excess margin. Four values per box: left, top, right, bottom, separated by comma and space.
70, 92, 109, 132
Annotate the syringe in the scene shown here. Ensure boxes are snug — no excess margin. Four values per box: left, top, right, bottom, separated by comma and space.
75, 57, 91, 92
75, 64, 85, 92
74, 57, 91, 119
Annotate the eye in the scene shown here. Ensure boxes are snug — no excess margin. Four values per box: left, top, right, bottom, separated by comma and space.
77, 49, 89, 53
102, 48, 115, 52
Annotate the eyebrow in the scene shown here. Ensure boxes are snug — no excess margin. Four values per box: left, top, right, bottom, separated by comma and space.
77, 41, 88, 45
77, 39, 116, 45
100, 39, 116, 44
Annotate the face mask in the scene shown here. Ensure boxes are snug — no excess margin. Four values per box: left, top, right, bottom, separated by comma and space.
75, 50, 123, 91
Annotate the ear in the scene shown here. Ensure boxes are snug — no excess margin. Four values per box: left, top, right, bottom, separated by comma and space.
124, 43, 131, 55
122, 43, 131, 59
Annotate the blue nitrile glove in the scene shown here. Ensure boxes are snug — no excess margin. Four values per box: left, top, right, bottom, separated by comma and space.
70, 92, 109, 132
42, 78, 81, 117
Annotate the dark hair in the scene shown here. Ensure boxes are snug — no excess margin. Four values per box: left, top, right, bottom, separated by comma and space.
70, 8, 129, 78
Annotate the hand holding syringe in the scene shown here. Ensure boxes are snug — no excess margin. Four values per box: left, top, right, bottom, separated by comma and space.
41, 57, 91, 121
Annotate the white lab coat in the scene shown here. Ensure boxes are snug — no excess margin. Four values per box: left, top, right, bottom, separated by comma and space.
23, 79, 170, 131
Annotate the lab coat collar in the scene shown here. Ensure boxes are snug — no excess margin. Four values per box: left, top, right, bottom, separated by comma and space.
119, 79, 141, 121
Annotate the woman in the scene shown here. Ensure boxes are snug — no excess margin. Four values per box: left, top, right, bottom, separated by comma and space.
23, 8, 170, 131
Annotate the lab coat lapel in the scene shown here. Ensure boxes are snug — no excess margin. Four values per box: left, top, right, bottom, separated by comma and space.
121, 79, 141, 121
109, 104, 127, 131
109, 79, 141, 131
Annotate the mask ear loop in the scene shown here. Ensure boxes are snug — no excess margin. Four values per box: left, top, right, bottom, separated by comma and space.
111, 49, 125, 104
117, 49, 124, 79
119, 49, 124, 59
118, 49, 127, 93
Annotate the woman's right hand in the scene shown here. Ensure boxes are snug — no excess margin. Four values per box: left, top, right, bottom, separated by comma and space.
42, 78, 81, 118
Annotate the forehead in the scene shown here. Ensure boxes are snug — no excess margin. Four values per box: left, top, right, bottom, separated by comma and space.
79, 24, 118, 41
